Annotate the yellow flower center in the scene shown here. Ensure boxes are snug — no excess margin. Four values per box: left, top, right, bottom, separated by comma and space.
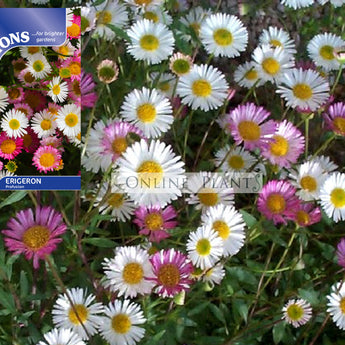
8, 88, 20, 100
319, 45, 334, 60
296, 210, 310, 226
33, 60, 44, 72
137, 160, 163, 188
39, 153, 55, 168
135, 0, 152, 5
228, 155, 244, 170
22, 225, 50, 250
172, 59, 190, 75
269, 39, 282, 47
81, 16, 90, 33
213, 28, 233, 46
112, 314, 131, 334
52, 85, 61, 95
293, 83, 312, 100
140, 34, 159, 51
266, 193, 286, 214
59, 67, 71, 79
122, 262, 144, 284
69, 61, 81, 76
212, 220, 230, 239
28, 47, 39, 54
107, 193, 124, 208
157, 263, 180, 287
58, 45, 69, 56
158, 81, 170, 92
67, 23, 80, 37
5, 160, 17, 173
196, 238, 211, 256
24, 71, 35, 83
1, 139, 16, 154
334, 117, 345, 135
41, 119, 52, 131
198, 188, 219, 207
98, 10, 112, 25
192, 79, 212, 97
190, 23, 200, 35
238, 121, 261, 141
68, 304, 89, 325
300, 175, 317, 192
65, 113, 79, 128
143, 11, 159, 22
286, 304, 304, 321
244, 69, 258, 80
112, 137, 128, 154
137, 103, 157, 123
270, 135, 289, 157
262, 57, 280, 75
144, 213, 163, 231
330, 188, 345, 208
340, 297, 345, 314
9, 119, 20, 130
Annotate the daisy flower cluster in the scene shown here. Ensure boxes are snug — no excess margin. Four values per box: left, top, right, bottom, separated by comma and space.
0, 9, 81, 175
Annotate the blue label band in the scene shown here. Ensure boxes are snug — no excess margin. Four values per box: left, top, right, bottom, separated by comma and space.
0, 176, 81, 190
0, 8, 66, 59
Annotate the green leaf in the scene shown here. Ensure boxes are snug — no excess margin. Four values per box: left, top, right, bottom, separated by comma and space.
232, 299, 248, 323
0, 191, 27, 209
82, 237, 116, 248
272, 321, 286, 344
297, 288, 319, 306
0, 288, 16, 313
106, 24, 131, 42
20, 271, 29, 300
208, 303, 226, 324
240, 209, 257, 228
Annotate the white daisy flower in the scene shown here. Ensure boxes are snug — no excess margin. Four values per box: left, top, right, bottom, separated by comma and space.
93, 181, 135, 222
37, 328, 86, 345
1, 109, 28, 138
19, 46, 42, 59
259, 26, 296, 56
149, 72, 176, 97
277, 68, 330, 111
52, 288, 104, 340
31, 110, 57, 138
99, 299, 146, 345
26, 53, 52, 79
137, 8, 173, 26
327, 281, 345, 330
280, 0, 313, 9
53, 41, 76, 61
127, 19, 174, 65
319, 172, 345, 222
47, 77, 69, 103
117, 139, 185, 207
120, 87, 173, 138
179, 6, 210, 40
94, 1, 128, 41
252, 44, 294, 84
289, 161, 327, 201
177, 64, 229, 111
200, 13, 248, 58
69, 132, 81, 148
0, 87, 9, 113
81, 5, 97, 33
201, 263, 226, 287
201, 204, 246, 257
186, 171, 234, 212
310, 155, 338, 173
307, 33, 345, 71
56, 103, 80, 137
234, 61, 263, 89
187, 226, 223, 270
282, 299, 312, 327
102, 245, 155, 298
214, 145, 257, 173
124, 0, 163, 10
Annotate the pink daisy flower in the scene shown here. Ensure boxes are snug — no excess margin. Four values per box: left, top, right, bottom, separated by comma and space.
258, 180, 300, 224
67, 14, 81, 39
0, 132, 23, 159
2, 206, 67, 269
336, 238, 345, 269
24, 90, 46, 112
0, 161, 3, 170
225, 102, 276, 150
47, 102, 62, 117
14, 102, 34, 119
22, 127, 40, 153
68, 79, 81, 106
61, 54, 81, 82
293, 203, 322, 227
262, 120, 305, 168
18, 68, 38, 87
323, 102, 345, 136
12, 57, 27, 77
80, 71, 98, 110
101, 121, 145, 163
149, 248, 194, 298
40, 136, 65, 153
134, 205, 177, 243
7, 85, 24, 104
32, 146, 62, 173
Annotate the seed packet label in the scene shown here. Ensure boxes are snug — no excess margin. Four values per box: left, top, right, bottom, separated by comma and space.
0, 176, 80, 190
0, 8, 66, 59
